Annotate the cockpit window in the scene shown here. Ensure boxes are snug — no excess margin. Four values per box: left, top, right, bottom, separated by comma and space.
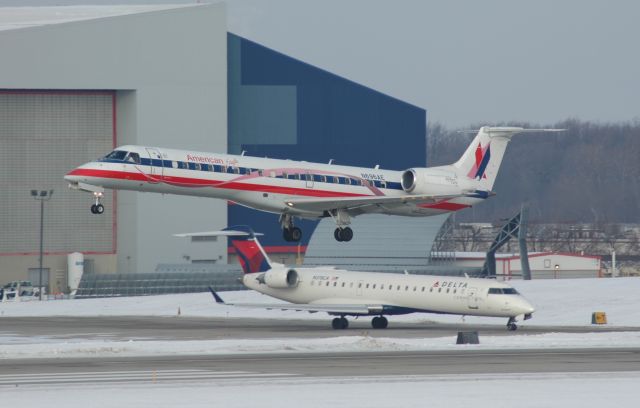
104, 150, 127, 160
125, 152, 141, 164
488, 287, 520, 295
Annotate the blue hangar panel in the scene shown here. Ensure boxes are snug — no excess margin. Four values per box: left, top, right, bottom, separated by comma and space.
227, 33, 427, 251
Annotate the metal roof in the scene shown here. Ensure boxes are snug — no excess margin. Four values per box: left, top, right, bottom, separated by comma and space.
0, 5, 200, 32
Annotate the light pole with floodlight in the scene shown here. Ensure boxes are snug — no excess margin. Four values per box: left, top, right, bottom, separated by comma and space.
31, 189, 53, 300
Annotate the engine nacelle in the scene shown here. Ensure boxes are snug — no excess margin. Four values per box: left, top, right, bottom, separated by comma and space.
263, 268, 299, 289
400, 167, 463, 195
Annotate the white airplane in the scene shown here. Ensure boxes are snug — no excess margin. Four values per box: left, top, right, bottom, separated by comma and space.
65, 126, 562, 242
179, 226, 536, 330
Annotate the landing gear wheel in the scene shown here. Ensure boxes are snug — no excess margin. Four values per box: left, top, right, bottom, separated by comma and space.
95, 204, 105, 214
290, 227, 302, 242
371, 316, 388, 329
331, 317, 349, 330
283, 227, 302, 242
90, 204, 97, 214
341, 227, 353, 242
334, 227, 353, 242
507, 317, 518, 331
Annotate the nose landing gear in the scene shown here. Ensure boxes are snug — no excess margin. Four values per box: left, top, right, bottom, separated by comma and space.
507, 317, 518, 331
90, 191, 105, 215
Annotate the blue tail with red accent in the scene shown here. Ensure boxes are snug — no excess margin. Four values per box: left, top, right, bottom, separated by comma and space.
223, 225, 272, 274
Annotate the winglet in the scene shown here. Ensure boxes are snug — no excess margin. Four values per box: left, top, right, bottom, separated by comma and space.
209, 286, 225, 304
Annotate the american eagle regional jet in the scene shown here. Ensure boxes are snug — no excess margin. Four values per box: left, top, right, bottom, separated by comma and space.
65, 127, 561, 242
187, 226, 535, 330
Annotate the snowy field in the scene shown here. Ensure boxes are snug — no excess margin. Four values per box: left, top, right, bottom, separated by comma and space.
1, 277, 640, 358
2, 277, 640, 406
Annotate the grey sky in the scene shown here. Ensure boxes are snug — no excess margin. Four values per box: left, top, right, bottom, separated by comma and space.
2, 0, 638, 127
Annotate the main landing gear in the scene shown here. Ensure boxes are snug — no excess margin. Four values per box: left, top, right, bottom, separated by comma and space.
330, 316, 389, 330
330, 209, 353, 242
90, 192, 105, 215
507, 317, 518, 331
332, 316, 349, 330
371, 316, 388, 329
334, 227, 353, 242
280, 214, 302, 242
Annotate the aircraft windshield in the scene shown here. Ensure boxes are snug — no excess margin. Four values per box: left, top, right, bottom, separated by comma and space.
104, 150, 127, 160
488, 287, 519, 295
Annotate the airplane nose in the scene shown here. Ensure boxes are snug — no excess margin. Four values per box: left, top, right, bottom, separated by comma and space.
64, 173, 79, 183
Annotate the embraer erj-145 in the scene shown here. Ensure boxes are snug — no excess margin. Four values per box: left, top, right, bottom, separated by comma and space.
186, 226, 535, 330
65, 127, 561, 242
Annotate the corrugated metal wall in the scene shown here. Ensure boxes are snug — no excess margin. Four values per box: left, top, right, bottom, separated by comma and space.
0, 92, 114, 254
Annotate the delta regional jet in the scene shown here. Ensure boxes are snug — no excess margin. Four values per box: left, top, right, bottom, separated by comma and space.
188, 226, 535, 330
65, 127, 562, 242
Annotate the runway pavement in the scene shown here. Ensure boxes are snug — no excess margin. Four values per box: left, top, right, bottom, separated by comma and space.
1, 349, 640, 386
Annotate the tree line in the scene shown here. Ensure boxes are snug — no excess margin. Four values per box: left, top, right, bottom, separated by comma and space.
426, 119, 640, 224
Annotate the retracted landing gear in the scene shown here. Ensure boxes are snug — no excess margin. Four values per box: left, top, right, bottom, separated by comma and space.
90, 191, 105, 215
331, 316, 349, 330
507, 317, 518, 331
371, 316, 388, 329
280, 214, 302, 242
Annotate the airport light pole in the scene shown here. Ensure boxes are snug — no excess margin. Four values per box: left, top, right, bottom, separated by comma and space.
31, 189, 53, 300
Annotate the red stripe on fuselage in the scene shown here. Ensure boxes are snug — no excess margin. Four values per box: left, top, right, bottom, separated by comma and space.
67, 168, 370, 198
418, 201, 470, 211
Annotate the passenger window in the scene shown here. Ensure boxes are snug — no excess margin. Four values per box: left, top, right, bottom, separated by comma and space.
372, 284, 376, 289
397, 285, 400, 290
453, 289, 457, 294
326, 281, 329, 287
258, 170, 264, 176
341, 282, 345, 287
333, 282, 337, 287
429, 287, 433, 292
366, 283, 370, 289
358, 283, 362, 288
438, 288, 442, 293
233, 167, 240, 174
413, 286, 417, 291
421, 287, 425, 292
405, 286, 409, 291
446, 288, 450, 293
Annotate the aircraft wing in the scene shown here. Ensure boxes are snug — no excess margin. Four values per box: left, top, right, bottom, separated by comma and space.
210, 288, 378, 315
283, 193, 474, 213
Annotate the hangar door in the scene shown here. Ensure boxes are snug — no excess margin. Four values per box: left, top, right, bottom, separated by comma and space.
0, 91, 115, 255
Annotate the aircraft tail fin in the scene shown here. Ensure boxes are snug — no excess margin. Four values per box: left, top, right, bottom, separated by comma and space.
174, 226, 272, 274
453, 127, 564, 190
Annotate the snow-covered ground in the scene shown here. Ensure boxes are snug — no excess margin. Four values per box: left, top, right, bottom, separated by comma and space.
1, 277, 639, 359
2, 277, 640, 406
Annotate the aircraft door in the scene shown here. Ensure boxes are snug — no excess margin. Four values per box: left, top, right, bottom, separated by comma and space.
145, 148, 164, 182
467, 287, 479, 310
305, 171, 314, 188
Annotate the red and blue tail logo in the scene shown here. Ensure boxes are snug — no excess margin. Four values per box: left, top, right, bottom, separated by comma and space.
466, 142, 491, 180
225, 226, 271, 274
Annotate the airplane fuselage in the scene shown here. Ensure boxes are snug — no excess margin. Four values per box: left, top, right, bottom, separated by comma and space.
243, 266, 535, 319
65, 145, 482, 219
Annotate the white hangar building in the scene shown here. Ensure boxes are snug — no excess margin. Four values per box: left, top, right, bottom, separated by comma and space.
0, 4, 228, 291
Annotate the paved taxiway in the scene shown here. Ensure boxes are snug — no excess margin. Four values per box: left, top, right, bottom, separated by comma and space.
2, 316, 638, 341
2, 316, 640, 386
